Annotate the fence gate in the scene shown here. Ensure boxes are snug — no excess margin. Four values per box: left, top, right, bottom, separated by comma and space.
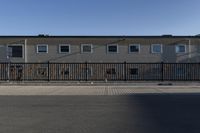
9, 64, 23, 81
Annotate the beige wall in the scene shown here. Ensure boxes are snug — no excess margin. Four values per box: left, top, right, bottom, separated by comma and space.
0, 37, 200, 63
26, 38, 161, 63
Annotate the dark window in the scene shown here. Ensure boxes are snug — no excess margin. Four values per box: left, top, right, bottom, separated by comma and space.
82, 45, 92, 53
152, 44, 162, 53
129, 45, 139, 53
37, 67, 47, 76
108, 45, 118, 53
129, 68, 138, 75
176, 45, 186, 53
10, 66, 15, 72
61, 68, 70, 75
106, 68, 116, 74
8, 46, 23, 57
37, 45, 47, 53
60, 46, 70, 53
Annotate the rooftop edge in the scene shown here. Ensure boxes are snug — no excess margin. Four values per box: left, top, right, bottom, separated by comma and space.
0, 35, 199, 38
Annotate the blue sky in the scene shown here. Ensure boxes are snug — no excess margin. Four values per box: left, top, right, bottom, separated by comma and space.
0, 0, 199, 35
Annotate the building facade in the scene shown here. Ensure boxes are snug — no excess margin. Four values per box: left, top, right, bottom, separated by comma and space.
0, 35, 200, 63
0, 35, 200, 81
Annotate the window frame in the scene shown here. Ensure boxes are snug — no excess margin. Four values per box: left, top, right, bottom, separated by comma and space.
59, 44, 71, 54
81, 44, 93, 53
129, 44, 140, 53
107, 44, 119, 54
7, 44, 24, 58
37, 44, 48, 53
176, 44, 186, 53
151, 44, 162, 54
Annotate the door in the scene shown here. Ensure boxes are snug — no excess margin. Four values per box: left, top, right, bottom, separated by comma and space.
9, 64, 23, 81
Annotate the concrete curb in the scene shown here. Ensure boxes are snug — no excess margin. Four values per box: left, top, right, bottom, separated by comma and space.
0, 81, 200, 86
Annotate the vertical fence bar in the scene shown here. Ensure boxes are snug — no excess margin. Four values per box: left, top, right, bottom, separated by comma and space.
23, 63, 25, 81
48, 61, 50, 81
199, 63, 200, 81
85, 61, 88, 81
124, 61, 127, 81
8, 62, 10, 81
161, 62, 164, 81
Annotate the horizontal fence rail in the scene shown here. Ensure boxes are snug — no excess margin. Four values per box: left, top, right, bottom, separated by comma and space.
0, 62, 200, 81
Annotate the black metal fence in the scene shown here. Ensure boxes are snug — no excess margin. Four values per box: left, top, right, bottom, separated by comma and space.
0, 62, 200, 81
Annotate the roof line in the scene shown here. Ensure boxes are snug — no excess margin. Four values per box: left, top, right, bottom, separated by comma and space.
0, 35, 199, 38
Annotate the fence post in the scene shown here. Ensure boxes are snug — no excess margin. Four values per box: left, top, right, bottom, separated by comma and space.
198, 62, 200, 81
124, 61, 127, 81
85, 61, 88, 81
48, 61, 50, 81
161, 62, 164, 81
8, 62, 10, 82
23, 63, 25, 81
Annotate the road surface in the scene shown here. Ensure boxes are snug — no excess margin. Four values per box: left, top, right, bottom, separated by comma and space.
0, 94, 200, 133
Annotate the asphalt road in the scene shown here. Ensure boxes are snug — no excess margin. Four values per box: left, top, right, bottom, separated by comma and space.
0, 94, 200, 133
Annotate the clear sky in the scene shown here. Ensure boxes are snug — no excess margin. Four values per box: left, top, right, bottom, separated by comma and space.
0, 0, 199, 35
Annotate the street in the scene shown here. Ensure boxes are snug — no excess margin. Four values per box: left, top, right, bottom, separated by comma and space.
0, 94, 200, 133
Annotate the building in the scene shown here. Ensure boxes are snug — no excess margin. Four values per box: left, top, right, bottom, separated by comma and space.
0, 35, 200, 81
0, 35, 200, 63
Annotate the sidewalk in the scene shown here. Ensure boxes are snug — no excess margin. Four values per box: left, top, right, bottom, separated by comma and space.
1, 81, 200, 86
1, 85, 200, 95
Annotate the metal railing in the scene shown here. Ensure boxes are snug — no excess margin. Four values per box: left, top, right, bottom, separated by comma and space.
0, 62, 200, 81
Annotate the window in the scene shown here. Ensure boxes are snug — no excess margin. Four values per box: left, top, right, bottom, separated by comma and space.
10, 65, 23, 72
81, 44, 93, 53
106, 68, 116, 75
8, 45, 23, 58
151, 44, 162, 53
60, 67, 70, 76
107, 44, 118, 53
129, 44, 140, 53
37, 44, 48, 53
59, 44, 70, 53
176, 44, 186, 53
9, 65, 23, 80
37, 67, 48, 76
129, 68, 138, 75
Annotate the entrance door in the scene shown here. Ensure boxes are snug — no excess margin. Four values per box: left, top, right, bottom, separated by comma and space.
9, 65, 23, 81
